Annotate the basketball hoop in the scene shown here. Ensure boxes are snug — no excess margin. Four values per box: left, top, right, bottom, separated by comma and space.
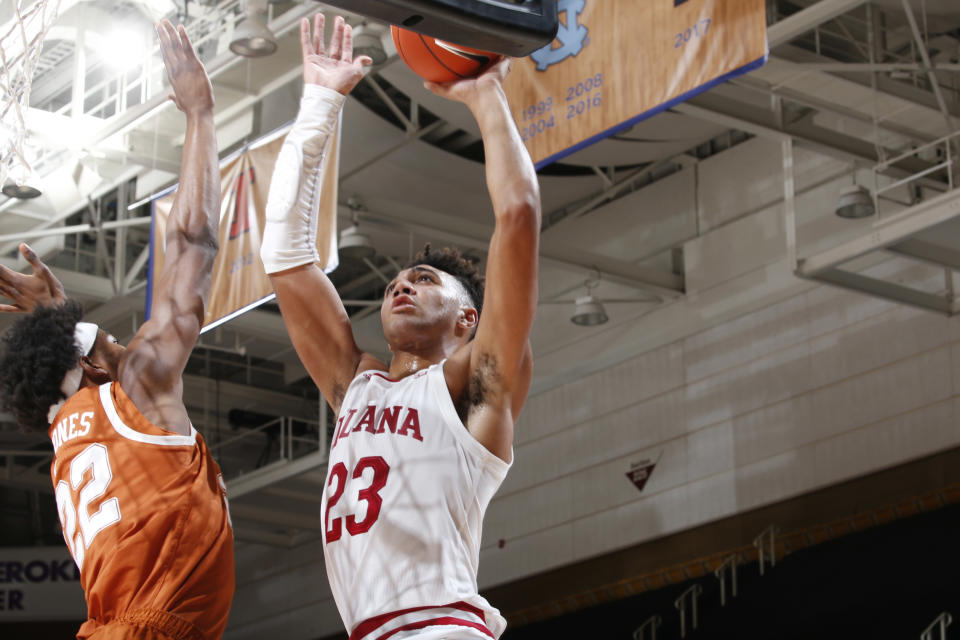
0, 0, 63, 198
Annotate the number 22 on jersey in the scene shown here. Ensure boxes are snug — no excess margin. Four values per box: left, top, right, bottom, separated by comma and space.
55, 443, 121, 570
325, 456, 390, 543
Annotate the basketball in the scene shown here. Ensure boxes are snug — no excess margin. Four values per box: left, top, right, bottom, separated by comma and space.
391, 25, 501, 84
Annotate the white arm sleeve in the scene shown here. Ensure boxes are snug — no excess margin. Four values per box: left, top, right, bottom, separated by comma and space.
260, 84, 345, 275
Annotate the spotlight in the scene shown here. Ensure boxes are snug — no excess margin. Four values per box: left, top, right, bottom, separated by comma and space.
339, 225, 376, 261
835, 185, 875, 219
230, 14, 277, 57
101, 28, 146, 72
2, 166, 42, 199
352, 23, 387, 65
2, 181, 42, 199
571, 295, 608, 326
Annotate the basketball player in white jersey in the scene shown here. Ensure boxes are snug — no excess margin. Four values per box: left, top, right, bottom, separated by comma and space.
259, 13, 540, 640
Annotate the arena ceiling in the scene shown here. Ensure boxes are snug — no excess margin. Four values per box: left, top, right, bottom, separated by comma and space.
0, 0, 958, 547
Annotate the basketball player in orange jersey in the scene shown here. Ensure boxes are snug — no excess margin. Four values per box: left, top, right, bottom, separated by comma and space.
260, 14, 539, 640
0, 20, 233, 640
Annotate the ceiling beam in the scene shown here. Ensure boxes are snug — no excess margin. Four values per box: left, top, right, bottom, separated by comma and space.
0, 3, 319, 225
75, 3, 318, 150
359, 209, 684, 298
886, 238, 960, 272
900, 0, 957, 136
775, 45, 960, 120
784, 62, 960, 73
677, 91, 936, 178
807, 267, 954, 315
542, 159, 678, 233
673, 101, 789, 143
0, 216, 151, 245
730, 75, 938, 146
0, 166, 143, 254
768, 0, 870, 48
797, 188, 960, 277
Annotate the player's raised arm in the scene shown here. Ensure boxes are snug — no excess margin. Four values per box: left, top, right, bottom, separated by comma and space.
260, 14, 375, 411
117, 20, 219, 435
426, 60, 542, 459
0, 243, 67, 313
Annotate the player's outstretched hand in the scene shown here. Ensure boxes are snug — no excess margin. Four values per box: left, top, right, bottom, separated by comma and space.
157, 19, 214, 115
301, 14, 372, 96
424, 57, 513, 107
0, 243, 67, 313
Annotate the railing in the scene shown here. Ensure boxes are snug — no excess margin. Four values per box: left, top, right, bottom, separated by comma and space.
753, 525, 778, 576
45, 0, 244, 121
633, 615, 661, 640
714, 553, 739, 606
27, 0, 251, 178
872, 130, 959, 219
769, 4, 960, 105
674, 584, 702, 638
920, 612, 952, 640
208, 415, 322, 480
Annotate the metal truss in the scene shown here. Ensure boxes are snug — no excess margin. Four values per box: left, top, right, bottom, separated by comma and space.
788, 131, 960, 316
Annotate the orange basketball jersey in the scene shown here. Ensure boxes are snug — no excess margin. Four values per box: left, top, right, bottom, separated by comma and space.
48, 382, 234, 640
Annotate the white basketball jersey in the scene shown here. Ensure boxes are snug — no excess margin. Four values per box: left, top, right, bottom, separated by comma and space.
322, 361, 511, 640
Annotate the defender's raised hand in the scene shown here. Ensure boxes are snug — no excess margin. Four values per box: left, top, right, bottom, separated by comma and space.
0, 243, 67, 313
301, 14, 372, 95
157, 19, 214, 115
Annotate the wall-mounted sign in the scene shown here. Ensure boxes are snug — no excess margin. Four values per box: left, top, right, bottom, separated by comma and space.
0, 547, 84, 620
626, 453, 661, 493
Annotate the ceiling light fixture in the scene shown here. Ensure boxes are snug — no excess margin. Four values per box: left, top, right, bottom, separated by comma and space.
230, 0, 277, 58
540, 272, 661, 327
352, 22, 388, 66
339, 225, 376, 260
2, 165, 42, 199
835, 184, 875, 219
101, 27, 146, 72
339, 198, 376, 260
2, 181, 42, 199
571, 294, 609, 326
571, 273, 608, 326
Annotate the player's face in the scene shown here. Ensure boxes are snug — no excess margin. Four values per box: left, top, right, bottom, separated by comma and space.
89, 330, 125, 381
381, 266, 471, 346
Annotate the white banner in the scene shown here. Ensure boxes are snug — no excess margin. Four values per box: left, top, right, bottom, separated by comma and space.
0, 547, 84, 620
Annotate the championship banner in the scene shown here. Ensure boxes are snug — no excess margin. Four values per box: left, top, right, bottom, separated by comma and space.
0, 547, 84, 620
504, 0, 768, 168
147, 122, 341, 330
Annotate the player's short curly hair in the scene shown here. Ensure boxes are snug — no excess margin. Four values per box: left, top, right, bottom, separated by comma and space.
406, 244, 485, 317
0, 300, 85, 433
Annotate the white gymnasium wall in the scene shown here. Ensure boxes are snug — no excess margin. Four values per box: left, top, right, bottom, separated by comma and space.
482, 274, 959, 586
225, 137, 960, 639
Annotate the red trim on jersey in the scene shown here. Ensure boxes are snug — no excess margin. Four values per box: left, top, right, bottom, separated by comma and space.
350, 602, 487, 640
368, 372, 401, 383
375, 616, 495, 640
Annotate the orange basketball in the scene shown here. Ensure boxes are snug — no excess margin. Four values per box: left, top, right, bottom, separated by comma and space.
391, 25, 501, 84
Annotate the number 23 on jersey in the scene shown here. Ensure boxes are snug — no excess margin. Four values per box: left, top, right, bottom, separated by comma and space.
325, 456, 390, 543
